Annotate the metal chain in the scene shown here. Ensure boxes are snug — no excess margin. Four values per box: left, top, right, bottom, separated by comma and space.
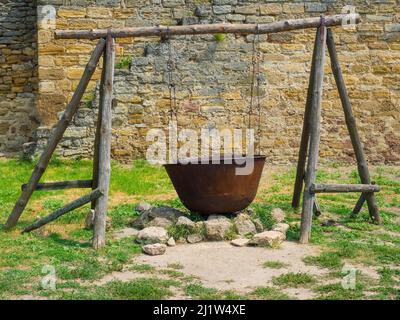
247, 26, 257, 130
248, 24, 262, 154
255, 28, 262, 155
167, 27, 178, 126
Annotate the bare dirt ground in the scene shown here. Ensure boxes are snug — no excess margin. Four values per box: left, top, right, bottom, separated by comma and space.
135, 241, 325, 298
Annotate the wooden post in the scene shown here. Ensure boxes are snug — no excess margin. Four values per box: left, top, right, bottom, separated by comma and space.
91, 49, 107, 209
22, 189, 102, 233
300, 24, 327, 244
292, 28, 319, 209
5, 38, 106, 230
326, 29, 381, 224
92, 33, 115, 250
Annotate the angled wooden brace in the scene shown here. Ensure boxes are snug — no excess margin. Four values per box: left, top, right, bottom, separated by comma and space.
326, 28, 381, 224
5, 38, 106, 230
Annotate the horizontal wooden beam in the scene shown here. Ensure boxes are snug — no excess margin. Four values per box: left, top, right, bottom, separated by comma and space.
55, 14, 360, 39
21, 179, 93, 191
22, 189, 103, 233
310, 183, 380, 194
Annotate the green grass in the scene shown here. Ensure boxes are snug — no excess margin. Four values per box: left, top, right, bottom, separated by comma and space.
115, 56, 132, 69
0, 159, 399, 300
250, 287, 291, 300
303, 252, 343, 270
167, 262, 184, 270
272, 272, 316, 288
251, 204, 276, 230
314, 282, 366, 300
214, 33, 226, 42
184, 283, 245, 300
262, 260, 289, 269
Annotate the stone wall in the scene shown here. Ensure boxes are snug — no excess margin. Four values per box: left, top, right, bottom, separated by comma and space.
0, 0, 39, 156
34, 0, 400, 164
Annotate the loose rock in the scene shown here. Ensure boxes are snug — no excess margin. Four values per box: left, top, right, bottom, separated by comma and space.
176, 216, 196, 230
84, 210, 111, 230
230, 237, 250, 247
148, 217, 173, 229
187, 233, 203, 244
130, 210, 150, 229
245, 208, 256, 216
137, 226, 169, 244
321, 219, 339, 227
272, 223, 290, 235
176, 237, 188, 244
113, 227, 139, 240
207, 214, 228, 221
234, 213, 256, 235
195, 221, 205, 231
205, 216, 232, 241
142, 243, 167, 256
249, 231, 285, 248
84, 209, 95, 230
271, 208, 285, 223
253, 218, 264, 232
135, 201, 152, 212
148, 206, 185, 221
167, 237, 176, 247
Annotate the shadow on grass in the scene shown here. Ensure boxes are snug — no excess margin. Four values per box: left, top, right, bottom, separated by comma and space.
46, 233, 91, 248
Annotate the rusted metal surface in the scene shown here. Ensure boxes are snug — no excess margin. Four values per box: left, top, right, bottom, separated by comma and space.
164, 155, 266, 214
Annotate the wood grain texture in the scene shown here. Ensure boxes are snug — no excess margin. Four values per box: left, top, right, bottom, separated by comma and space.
5, 38, 106, 230
55, 14, 360, 39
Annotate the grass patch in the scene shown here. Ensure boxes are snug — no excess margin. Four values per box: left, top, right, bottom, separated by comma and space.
303, 252, 343, 270
272, 272, 316, 288
167, 262, 184, 270
262, 260, 289, 269
115, 56, 131, 69
185, 283, 222, 300
109, 204, 137, 229
251, 287, 291, 300
314, 282, 365, 300
251, 204, 276, 230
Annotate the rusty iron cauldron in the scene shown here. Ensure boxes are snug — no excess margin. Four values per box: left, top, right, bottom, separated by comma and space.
164, 155, 266, 214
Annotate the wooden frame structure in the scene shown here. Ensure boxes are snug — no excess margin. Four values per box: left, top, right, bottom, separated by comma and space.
4, 13, 380, 248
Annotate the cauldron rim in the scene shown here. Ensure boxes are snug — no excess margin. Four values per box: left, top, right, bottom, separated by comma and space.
163, 154, 266, 167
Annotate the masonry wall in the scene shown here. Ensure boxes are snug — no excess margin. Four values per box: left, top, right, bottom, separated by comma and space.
0, 0, 39, 156
33, 0, 400, 164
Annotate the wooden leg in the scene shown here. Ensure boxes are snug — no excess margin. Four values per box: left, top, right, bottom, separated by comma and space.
313, 199, 322, 217
300, 25, 327, 244
5, 39, 106, 230
352, 182, 375, 215
352, 193, 366, 216
92, 34, 115, 250
22, 189, 102, 233
326, 29, 381, 224
292, 28, 319, 209
91, 51, 107, 209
